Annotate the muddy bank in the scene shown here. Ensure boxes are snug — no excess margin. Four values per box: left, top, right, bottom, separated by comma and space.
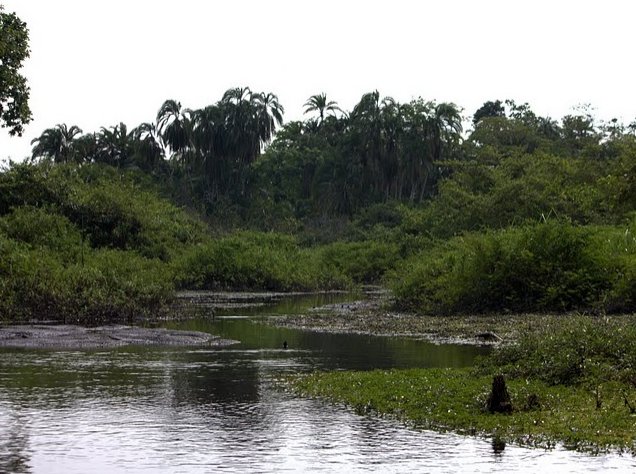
269, 295, 595, 345
0, 325, 238, 350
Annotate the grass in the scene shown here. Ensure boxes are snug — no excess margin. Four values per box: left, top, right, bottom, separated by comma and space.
285, 314, 636, 454
288, 368, 636, 453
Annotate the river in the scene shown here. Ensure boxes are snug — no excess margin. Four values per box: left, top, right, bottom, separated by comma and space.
0, 293, 634, 473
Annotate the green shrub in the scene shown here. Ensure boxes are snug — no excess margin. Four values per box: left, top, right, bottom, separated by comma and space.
0, 206, 82, 262
174, 231, 317, 291
0, 236, 173, 324
316, 240, 401, 284
392, 221, 612, 314
480, 315, 636, 385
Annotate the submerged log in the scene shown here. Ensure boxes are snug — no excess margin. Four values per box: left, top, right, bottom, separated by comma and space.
475, 331, 502, 343
486, 375, 513, 414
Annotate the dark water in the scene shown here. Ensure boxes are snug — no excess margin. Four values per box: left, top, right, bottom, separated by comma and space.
0, 293, 634, 473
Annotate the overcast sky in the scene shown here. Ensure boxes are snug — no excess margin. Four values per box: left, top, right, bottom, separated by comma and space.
1, 0, 635, 161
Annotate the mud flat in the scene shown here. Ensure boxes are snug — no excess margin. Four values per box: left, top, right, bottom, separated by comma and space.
0, 324, 238, 350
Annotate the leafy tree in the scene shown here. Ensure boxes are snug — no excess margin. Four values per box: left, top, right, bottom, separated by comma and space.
0, 5, 31, 136
472, 100, 505, 125
561, 106, 601, 155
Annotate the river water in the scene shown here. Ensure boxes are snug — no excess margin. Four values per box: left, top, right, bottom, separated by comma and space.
0, 293, 634, 473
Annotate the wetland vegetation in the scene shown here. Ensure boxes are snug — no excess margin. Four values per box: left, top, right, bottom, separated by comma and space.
4, 6, 636, 451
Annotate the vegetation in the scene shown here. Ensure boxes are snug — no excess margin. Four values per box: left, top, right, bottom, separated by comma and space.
289, 366, 636, 453
288, 313, 636, 452
0, 4, 31, 135
6, 70, 636, 320
391, 221, 636, 314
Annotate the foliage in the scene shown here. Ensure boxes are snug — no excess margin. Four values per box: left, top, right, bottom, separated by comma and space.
289, 367, 636, 453
409, 151, 612, 239
0, 162, 207, 323
0, 205, 81, 261
315, 240, 401, 284
0, 5, 31, 136
173, 231, 353, 291
16, 91, 636, 319
392, 222, 617, 314
480, 315, 636, 386
0, 235, 173, 324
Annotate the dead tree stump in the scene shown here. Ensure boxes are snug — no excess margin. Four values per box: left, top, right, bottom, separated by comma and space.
486, 375, 513, 414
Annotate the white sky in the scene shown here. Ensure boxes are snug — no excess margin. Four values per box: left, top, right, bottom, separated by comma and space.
1, 0, 636, 161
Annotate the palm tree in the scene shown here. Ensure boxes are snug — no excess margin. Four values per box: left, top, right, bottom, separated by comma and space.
304, 93, 341, 123
220, 87, 284, 164
130, 122, 164, 171
349, 91, 398, 197
253, 92, 284, 150
156, 99, 192, 159
217, 87, 285, 196
31, 123, 83, 163
190, 105, 225, 196
429, 102, 463, 162
95, 122, 133, 167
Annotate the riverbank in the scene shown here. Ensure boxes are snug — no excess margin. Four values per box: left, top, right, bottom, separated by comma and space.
269, 292, 601, 345
288, 368, 636, 454
0, 324, 238, 349
276, 294, 636, 454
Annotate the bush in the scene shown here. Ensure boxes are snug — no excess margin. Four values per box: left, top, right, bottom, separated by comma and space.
480, 315, 636, 385
0, 206, 82, 262
316, 240, 401, 284
392, 221, 613, 314
0, 234, 173, 324
174, 231, 348, 291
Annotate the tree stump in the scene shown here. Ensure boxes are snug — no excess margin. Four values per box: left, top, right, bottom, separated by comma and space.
486, 375, 513, 413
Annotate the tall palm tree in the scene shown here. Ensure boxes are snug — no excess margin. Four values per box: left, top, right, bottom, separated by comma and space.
31, 123, 83, 163
253, 92, 284, 147
220, 87, 284, 164
220, 87, 257, 164
156, 99, 192, 159
191, 105, 225, 194
303, 93, 341, 123
96, 122, 133, 167
429, 102, 463, 162
131, 122, 164, 171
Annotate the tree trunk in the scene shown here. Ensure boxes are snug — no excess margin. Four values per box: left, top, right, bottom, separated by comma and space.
486, 375, 513, 413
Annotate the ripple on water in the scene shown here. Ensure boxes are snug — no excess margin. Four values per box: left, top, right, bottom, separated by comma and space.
1, 321, 636, 472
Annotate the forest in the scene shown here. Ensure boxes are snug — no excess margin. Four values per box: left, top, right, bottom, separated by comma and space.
3, 85, 636, 323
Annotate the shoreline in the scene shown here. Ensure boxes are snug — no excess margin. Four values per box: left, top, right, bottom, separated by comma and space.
0, 324, 238, 350
268, 295, 605, 345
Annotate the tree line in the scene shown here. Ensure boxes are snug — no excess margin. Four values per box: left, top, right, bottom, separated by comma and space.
29, 89, 636, 220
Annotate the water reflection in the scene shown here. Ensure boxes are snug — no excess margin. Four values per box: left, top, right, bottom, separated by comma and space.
492, 437, 506, 459
0, 409, 31, 473
0, 293, 634, 473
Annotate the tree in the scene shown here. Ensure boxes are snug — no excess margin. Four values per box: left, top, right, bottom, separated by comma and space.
429, 102, 463, 162
303, 93, 342, 123
130, 122, 164, 171
95, 122, 133, 167
30, 124, 83, 163
253, 91, 284, 147
0, 5, 31, 136
156, 99, 192, 159
473, 100, 505, 126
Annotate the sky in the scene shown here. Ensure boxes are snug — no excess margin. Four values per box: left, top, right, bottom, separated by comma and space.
1, 0, 636, 161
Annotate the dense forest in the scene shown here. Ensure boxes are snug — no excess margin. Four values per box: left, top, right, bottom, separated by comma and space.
3, 86, 636, 323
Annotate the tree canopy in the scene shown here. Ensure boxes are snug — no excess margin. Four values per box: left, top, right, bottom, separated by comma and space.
0, 4, 31, 136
